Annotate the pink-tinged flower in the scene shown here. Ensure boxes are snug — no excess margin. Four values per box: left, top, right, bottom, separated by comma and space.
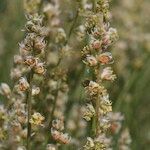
92, 40, 101, 50
97, 52, 113, 65
101, 67, 116, 81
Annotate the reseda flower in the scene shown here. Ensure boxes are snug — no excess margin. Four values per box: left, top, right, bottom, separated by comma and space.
85, 81, 105, 97
101, 67, 116, 81
32, 86, 40, 96
18, 77, 29, 91
29, 112, 45, 126
107, 112, 124, 134
17, 146, 26, 150
51, 129, 71, 144
11, 68, 22, 79
82, 104, 95, 121
102, 28, 118, 48
83, 137, 95, 149
92, 40, 102, 50
51, 118, 71, 144
118, 128, 132, 150
52, 119, 64, 131
86, 55, 98, 66
14, 55, 23, 64
58, 133, 71, 144
46, 144, 57, 150
97, 52, 113, 65
100, 99, 112, 114
24, 0, 41, 14
55, 28, 66, 43
34, 36, 46, 54
11, 121, 22, 134
34, 62, 45, 74
24, 56, 37, 67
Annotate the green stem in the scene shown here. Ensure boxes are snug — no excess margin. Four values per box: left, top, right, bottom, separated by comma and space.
68, 9, 79, 39
27, 70, 33, 150
92, 0, 96, 12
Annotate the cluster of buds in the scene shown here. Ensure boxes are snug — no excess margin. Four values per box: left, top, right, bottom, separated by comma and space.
81, 0, 118, 149
51, 119, 71, 144
0, 14, 48, 149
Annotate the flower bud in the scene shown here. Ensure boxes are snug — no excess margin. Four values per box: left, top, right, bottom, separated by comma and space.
0, 83, 11, 96
59, 133, 71, 144
32, 86, 40, 96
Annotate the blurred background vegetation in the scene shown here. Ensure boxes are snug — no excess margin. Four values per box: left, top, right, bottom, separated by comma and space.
0, 0, 149, 149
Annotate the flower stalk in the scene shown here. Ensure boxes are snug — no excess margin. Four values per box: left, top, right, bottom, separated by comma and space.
27, 70, 33, 150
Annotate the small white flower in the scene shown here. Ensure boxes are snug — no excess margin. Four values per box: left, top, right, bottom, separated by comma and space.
101, 67, 116, 81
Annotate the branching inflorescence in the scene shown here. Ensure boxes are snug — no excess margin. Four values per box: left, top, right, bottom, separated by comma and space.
0, 0, 133, 150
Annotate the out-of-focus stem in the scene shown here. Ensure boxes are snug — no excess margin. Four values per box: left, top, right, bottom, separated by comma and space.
92, 0, 96, 12
68, 9, 79, 39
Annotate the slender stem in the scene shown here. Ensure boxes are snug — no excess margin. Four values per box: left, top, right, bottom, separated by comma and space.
49, 80, 60, 127
91, 0, 100, 137
92, 0, 96, 12
92, 66, 100, 137
95, 93, 100, 136
68, 9, 79, 39
27, 70, 33, 150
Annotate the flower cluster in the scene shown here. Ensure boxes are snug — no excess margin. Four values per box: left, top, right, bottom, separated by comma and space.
0, 14, 47, 149
80, 0, 118, 149
0, 0, 133, 150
